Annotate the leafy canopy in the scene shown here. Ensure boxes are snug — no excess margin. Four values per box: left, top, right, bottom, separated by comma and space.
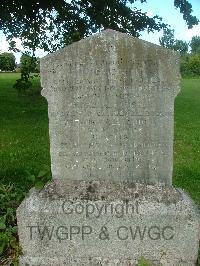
0, 0, 199, 54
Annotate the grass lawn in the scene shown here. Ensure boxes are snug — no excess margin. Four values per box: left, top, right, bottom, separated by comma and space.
0, 73, 199, 264
174, 78, 200, 205
0, 73, 51, 191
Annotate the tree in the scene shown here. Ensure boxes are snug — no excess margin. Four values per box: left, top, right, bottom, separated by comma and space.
159, 29, 188, 54
159, 29, 200, 77
180, 54, 191, 76
13, 54, 38, 94
159, 28, 175, 49
0, 52, 16, 71
188, 54, 200, 76
0, 0, 198, 54
1, 1, 198, 89
173, 40, 188, 54
190, 36, 200, 55
20, 54, 37, 73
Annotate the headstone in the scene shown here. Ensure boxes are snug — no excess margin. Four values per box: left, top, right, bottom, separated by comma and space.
40, 29, 180, 186
17, 30, 200, 266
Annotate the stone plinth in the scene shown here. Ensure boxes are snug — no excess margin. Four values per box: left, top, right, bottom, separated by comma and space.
17, 180, 199, 266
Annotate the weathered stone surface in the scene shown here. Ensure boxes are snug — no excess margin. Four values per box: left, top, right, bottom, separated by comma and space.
17, 180, 200, 266
17, 30, 200, 265
40, 29, 180, 185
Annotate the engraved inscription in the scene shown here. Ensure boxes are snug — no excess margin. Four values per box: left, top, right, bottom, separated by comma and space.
41, 31, 179, 185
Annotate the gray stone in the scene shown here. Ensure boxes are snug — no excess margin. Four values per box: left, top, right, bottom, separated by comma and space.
17, 180, 199, 266
40, 29, 180, 186
17, 30, 200, 265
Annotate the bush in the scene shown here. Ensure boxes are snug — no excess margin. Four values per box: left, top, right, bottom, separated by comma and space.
0, 184, 25, 265
188, 55, 200, 76
180, 54, 200, 77
13, 72, 41, 96
0, 167, 51, 264
180, 55, 191, 77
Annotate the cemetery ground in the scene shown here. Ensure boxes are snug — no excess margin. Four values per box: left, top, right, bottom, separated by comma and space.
0, 72, 200, 264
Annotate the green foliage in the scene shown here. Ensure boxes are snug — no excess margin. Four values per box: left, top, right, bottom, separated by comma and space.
13, 54, 41, 95
137, 258, 153, 266
180, 54, 191, 76
159, 31, 200, 77
159, 28, 175, 49
0, 1, 198, 53
159, 29, 188, 54
181, 54, 200, 77
25, 166, 51, 189
190, 36, 200, 55
0, 167, 51, 263
188, 54, 200, 76
20, 54, 37, 73
174, 0, 199, 29
0, 184, 24, 264
0, 52, 16, 71
173, 40, 188, 55
0, 166, 51, 264
13, 74, 32, 95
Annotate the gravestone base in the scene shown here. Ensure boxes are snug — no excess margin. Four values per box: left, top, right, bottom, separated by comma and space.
18, 256, 196, 266
17, 180, 200, 266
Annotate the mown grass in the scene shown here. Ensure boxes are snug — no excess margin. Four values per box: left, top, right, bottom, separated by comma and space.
174, 78, 200, 205
0, 73, 51, 264
0, 73, 51, 191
